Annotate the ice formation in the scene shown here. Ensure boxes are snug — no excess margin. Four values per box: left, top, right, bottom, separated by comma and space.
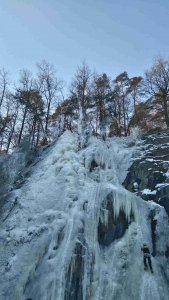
0, 131, 169, 300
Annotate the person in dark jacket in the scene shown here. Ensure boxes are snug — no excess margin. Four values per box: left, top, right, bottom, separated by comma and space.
141, 243, 153, 273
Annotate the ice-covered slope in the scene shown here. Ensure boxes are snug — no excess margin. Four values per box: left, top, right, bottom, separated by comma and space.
0, 131, 169, 300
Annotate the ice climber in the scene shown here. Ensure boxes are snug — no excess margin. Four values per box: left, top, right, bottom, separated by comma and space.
141, 243, 153, 273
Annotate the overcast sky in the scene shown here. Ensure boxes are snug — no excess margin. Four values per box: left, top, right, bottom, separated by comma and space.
0, 0, 169, 95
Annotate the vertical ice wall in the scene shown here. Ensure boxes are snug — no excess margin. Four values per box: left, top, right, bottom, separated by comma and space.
0, 131, 169, 300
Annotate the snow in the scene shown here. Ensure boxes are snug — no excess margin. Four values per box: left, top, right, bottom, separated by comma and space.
141, 189, 157, 195
0, 131, 169, 300
155, 183, 169, 188
146, 158, 154, 162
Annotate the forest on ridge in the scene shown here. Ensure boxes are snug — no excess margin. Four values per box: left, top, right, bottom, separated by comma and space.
1, 55, 169, 153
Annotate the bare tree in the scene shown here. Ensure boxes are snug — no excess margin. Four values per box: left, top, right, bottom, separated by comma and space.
144, 56, 169, 128
0, 91, 20, 152
15, 69, 34, 144
5, 94, 20, 152
36, 60, 59, 143
0, 69, 12, 151
0, 68, 10, 109
70, 61, 91, 148
14, 69, 45, 146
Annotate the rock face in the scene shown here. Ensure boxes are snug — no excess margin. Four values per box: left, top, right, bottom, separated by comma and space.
0, 137, 37, 197
64, 236, 84, 300
123, 129, 169, 215
98, 209, 129, 246
98, 193, 131, 247
0, 138, 53, 215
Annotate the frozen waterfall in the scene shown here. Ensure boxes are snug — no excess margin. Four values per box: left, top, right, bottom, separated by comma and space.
0, 131, 169, 300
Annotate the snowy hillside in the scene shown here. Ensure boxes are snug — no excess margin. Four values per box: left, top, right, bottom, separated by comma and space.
0, 131, 169, 300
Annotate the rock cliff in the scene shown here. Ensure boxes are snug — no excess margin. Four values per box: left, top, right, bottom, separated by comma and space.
123, 129, 169, 215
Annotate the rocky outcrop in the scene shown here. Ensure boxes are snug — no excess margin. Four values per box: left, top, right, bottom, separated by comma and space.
98, 192, 133, 246
98, 209, 129, 246
65, 240, 84, 300
0, 137, 36, 198
0, 137, 52, 216
123, 129, 169, 214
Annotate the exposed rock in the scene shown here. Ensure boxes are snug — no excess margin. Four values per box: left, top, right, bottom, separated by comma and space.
98, 209, 129, 246
64, 231, 93, 300
123, 129, 169, 214
0, 137, 36, 198
98, 193, 133, 246
65, 241, 83, 300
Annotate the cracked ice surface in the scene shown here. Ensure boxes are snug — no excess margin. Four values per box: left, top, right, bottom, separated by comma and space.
0, 131, 169, 300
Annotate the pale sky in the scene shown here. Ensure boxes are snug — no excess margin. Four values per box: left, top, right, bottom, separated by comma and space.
0, 0, 169, 95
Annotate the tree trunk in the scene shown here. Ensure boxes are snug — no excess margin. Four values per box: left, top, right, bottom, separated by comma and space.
18, 107, 27, 145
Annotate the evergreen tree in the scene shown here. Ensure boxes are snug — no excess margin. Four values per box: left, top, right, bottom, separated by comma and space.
127, 76, 144, 113
92, 73, 112, 139
113, 72, 130, 136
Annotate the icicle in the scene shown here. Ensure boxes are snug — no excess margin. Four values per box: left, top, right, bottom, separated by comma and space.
112, 188, 134, 222
100, 208, 109, 228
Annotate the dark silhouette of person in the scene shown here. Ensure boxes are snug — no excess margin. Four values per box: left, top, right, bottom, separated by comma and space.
141, 243, 153, 273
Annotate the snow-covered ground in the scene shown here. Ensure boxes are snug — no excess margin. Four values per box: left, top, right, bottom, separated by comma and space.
0, 131, 169, 300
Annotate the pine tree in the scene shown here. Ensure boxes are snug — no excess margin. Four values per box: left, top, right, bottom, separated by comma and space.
113, 72, 130, 136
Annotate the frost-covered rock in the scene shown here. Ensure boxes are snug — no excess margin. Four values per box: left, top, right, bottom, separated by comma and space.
123, 129, 169, 214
